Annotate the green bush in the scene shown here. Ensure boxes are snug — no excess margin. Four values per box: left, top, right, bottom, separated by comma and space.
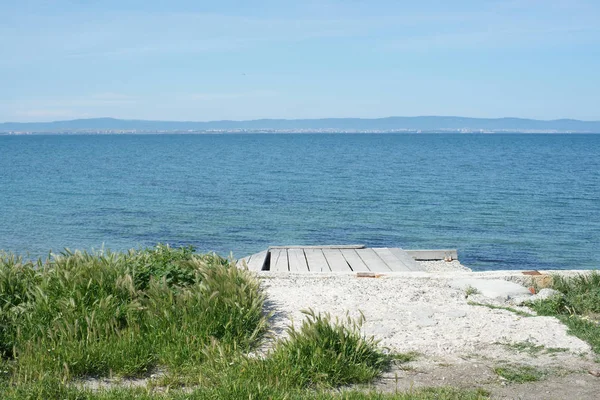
0, 245, 267, 382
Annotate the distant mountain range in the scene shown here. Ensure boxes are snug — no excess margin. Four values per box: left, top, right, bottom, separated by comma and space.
2, 116, 600, 133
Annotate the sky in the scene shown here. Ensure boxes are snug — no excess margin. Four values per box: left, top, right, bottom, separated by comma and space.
1, 0, 599, 122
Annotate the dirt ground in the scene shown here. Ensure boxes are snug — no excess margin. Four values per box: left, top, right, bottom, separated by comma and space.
375, 359, 600, 399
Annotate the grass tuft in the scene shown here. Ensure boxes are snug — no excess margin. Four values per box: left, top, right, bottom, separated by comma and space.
503, 341, 567, 356
267, 309, 393, 388
493, 364, 547, 383
464, 285, 480, 298
391, 351, 419, 363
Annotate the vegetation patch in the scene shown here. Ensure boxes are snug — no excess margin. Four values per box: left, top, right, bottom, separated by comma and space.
503, 341, 568, 356
464, 285, 480, 298
493, 364, 547, 383
392, 351, 419, 364
467, 302, 533, 317
0, 246, 266, 385
267, 309, 393, 387
311, 387, 491, 399
528, 271, 600, 353
0, 381, 492, 399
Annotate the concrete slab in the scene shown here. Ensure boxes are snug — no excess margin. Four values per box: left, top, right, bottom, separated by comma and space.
450, 278, 531, 300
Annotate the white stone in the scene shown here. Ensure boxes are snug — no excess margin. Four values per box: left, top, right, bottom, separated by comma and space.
529, 288, 563, 302
449, 278, 531, 300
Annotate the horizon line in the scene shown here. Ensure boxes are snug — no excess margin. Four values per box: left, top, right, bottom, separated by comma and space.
2, 115, 600, 124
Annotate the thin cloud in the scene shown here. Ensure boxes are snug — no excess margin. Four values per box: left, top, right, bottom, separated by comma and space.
0, 9, 490, 63
383, 25, 599, 51
3, 93, 138, 120
14, 109, 89, 120
187, 91, 278, 101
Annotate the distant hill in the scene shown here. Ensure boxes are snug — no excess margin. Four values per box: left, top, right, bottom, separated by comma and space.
1, 116, 600, 133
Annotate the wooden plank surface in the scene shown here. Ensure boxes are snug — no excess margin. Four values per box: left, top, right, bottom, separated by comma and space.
322, 249, 350, 271
241, 247, 453, 272
270, 249, 289, 272
405, 249, 458, 261
246, 250, 268, 271
373, 248, 412, 271
304, 248, 330, 272
388, 248, 421, 271
269, 244, 365, 249
267, 249, 279, 271
355, 248, 392, 272
288, 248, 309, 272
340, 249, 370, 272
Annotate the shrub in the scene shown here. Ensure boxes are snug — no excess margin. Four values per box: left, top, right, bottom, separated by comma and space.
0, 246, 267, 382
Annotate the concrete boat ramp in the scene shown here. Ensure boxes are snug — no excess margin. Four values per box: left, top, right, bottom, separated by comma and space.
238, 245, 457, 273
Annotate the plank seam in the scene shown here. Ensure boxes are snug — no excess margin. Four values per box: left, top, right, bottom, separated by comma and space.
267, 250, 274, 271
339, 251, 354, 271
285, 249, 290, 272
354, 250, 371, 271
371, 249, 393, 271
303, 249, 310, 272
322, 249, 332, 272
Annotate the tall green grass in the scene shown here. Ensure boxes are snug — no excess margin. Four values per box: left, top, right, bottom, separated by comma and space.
0, 245, 267, 383
0, 376, 490, 400
268, 309, 392, 387
0, 382, 490, 400
529, 271, 600, 353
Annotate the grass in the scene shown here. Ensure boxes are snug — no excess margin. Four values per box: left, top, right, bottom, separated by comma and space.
527, 271, 600, 353
391, 352, 419, 364
0, 380, 492, 399
0, 245, 267, 391
493, 365, 547, 383
0, 245, 267, 383
267, 309, 393, 387
503, 341, 568, 356
467, 302, 534, 317
311, 388, 490, 400
464, 285, 480, 298
3, 245, 460, 399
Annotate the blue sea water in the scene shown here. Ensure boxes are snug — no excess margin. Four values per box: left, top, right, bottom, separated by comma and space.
1, 133, 599, 271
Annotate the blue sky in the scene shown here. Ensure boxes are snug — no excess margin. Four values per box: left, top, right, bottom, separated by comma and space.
1, 0, 599, 122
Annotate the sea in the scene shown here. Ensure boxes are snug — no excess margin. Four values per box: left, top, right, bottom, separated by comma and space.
1, 133, 599, 271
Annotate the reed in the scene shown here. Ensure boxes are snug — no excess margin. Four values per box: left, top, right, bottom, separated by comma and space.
0, 245, 267, 383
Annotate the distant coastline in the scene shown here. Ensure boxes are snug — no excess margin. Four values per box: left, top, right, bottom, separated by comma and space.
2, 116, 600, 134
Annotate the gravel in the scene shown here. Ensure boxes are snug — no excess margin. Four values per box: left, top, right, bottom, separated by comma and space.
416, 260, 471, 273
260, 271, 594, 369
